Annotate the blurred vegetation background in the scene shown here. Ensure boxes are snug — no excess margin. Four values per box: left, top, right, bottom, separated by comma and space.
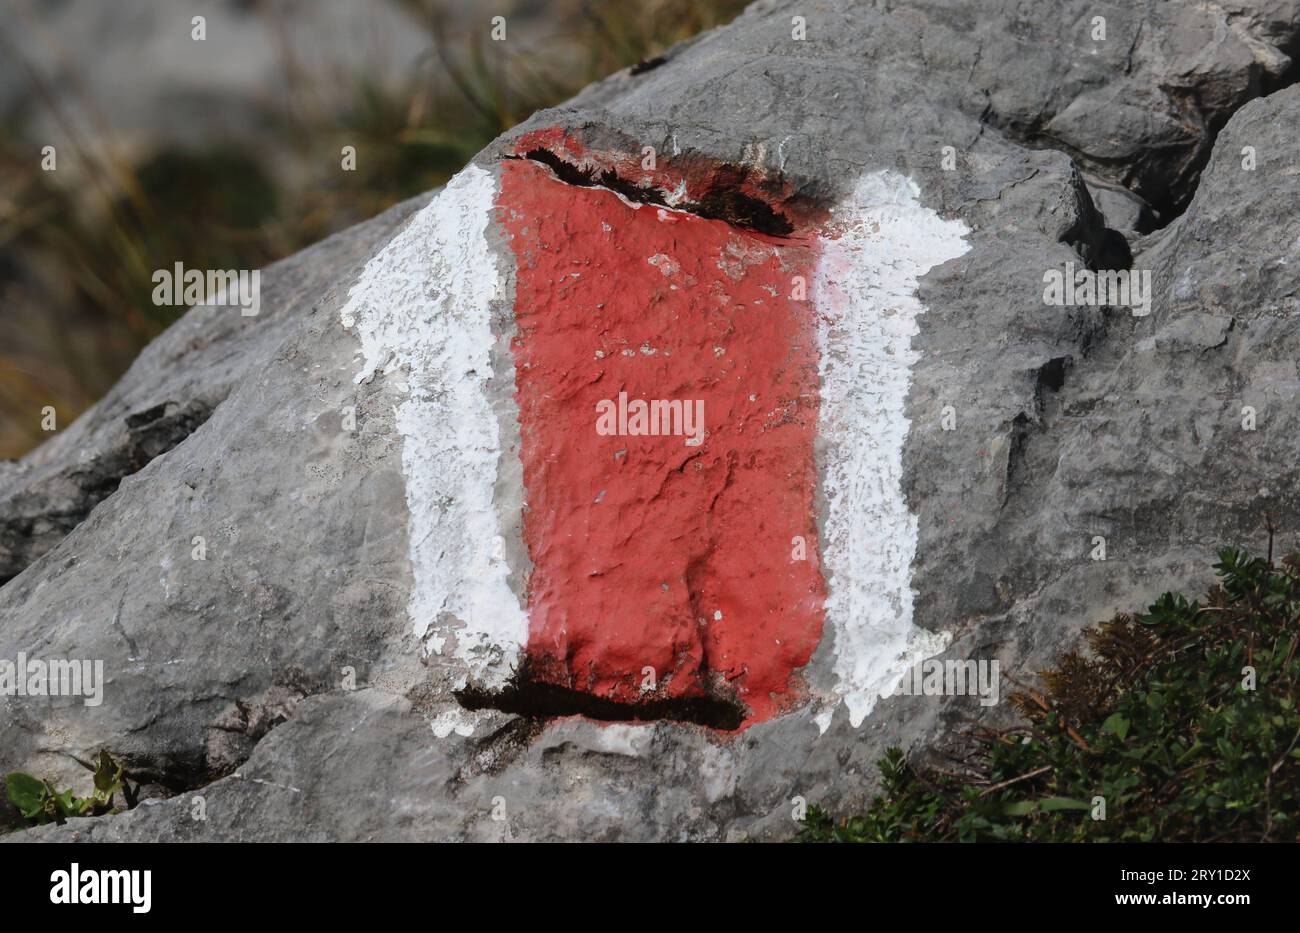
0, 0, 746, 459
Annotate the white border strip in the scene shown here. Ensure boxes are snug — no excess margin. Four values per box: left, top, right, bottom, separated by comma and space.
813, 171, 970, 730
340, 165, 526, 690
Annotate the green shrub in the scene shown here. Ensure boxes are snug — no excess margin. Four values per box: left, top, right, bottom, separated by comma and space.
800, 546, 1300, 842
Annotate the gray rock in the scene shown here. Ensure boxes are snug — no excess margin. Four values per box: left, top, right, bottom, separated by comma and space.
1085, 178, 1154, 237
4, 0, 1299, 841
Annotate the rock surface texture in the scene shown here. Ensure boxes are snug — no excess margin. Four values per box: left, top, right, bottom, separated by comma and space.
3, 0, 1300, 841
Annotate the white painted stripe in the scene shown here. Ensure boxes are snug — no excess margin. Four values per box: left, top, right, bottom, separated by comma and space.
339, 165, 527, 690
813, 171, 970, 731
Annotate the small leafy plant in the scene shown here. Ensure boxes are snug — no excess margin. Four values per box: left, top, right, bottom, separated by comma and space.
800, 544, 1300, 842
5, 750, 139, 826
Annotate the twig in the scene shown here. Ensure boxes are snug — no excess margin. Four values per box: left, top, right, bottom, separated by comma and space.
978, 765, 1052, 797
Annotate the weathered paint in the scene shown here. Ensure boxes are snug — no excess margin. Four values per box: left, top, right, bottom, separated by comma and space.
341, 138, 969, 734
812, 171, 970, 731
339, 165, 528, 691
509, 127, 828, 235
497, 156, 826, 725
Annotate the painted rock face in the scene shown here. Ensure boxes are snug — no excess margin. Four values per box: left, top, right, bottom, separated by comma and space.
341, 129, 969, 731
499, 149, 824, 728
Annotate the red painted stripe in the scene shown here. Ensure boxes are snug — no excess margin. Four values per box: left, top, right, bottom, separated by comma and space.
497, 146, 825, 727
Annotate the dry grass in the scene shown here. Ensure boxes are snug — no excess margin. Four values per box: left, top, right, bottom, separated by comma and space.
0, 0, 747, 458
